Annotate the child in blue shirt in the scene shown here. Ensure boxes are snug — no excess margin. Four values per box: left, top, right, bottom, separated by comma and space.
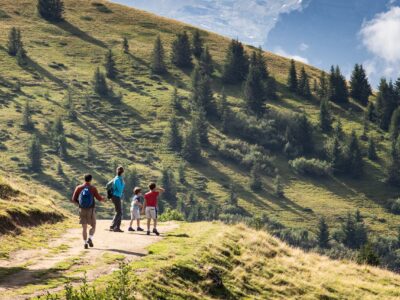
128, 187, 144, 232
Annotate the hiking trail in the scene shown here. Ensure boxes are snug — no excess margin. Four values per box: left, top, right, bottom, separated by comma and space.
0, 220, 178, 299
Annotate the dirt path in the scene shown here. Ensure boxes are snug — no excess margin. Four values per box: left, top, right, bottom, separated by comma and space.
0, 220, 178, 299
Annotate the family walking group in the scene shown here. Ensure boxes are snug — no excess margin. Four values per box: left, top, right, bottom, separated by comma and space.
71, 166, 165, 249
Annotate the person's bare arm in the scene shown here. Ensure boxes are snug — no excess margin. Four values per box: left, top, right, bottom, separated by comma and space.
92, 187, 105, 202
71, 187, 79, 205
142, 197, 147, 213
156, 187, 165, 193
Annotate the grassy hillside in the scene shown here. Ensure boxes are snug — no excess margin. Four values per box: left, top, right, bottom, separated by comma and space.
0, 0, 399, 249
48, 222, 400, 299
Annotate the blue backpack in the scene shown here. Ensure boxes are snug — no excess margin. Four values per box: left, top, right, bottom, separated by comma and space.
78, 187, 94, 208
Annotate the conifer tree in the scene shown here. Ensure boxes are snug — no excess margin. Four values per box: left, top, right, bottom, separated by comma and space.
104, 50, 117, 79
255, 47, 269, 80
287, 59, 298, 93
342, 213, 357, 248
273, 175, 284, 198
366, 101, 376, 122
171, 31, 192, 68
151, 36, 166, 74
221, 39, 249, 84
387, 137, 400, 185
367, 137, 378, 161
160, 168, 177, 207
228, 184, 238, 206
166, 115, 182, 152
7, 27, 20, 56
218, 89, 229, 132
190, 66, 201, 109
317, 217, 330, 248
93, 67, 108, 96
192, 107, 208, 144
313, 78, 318, 93
357, 243, 380, 266
198, 74, 216, 116
376, 78, 397, 131
122, 37, 129, 53
28, 134, 42, 172
298, 66, 311, 98
182, 121, 201, 162
349, 64, 372, 106
389, 107, 400, 140
16, 44, 27, 66
317, 71, 329, 100
328, 65, 348, 104
319, 100, 332, 133
346, 131, 363, 178
192, 29, 203, 58
199, 46, 214, 77
37, 0, 64, 22
85, 134, 93, 161
334, 118, 345, 140
178, 162, 186, 184
170, 87, 181, 111
244, 64, 265, 115
65, 89, 76, 120
22, 101, 34, 130
250, 166, 262, 191
57, 162, 63, 176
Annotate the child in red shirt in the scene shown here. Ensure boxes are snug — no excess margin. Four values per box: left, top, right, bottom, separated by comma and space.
143, 182, 164, 235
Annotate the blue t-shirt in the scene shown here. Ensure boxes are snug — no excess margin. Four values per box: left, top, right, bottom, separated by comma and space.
112, 176, 125, 198
131, 195, 143, 211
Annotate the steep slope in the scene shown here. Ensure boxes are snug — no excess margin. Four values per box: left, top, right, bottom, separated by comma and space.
0, 0, 399, 248
47, 222, 400, 299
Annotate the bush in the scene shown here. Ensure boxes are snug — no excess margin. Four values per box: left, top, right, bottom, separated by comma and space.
289, 157, 332, 177
389, 199, 400, 214
159, 208, 184, 222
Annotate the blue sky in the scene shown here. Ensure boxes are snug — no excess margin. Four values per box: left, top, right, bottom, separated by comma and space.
113, 0, 400, 87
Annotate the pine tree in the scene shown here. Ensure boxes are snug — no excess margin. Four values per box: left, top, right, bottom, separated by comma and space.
313, 78, 318, 93
357, 243, 380, 266
37, 0, 64, 22
85, 134, 93, 161
192, 29, 203, 58
317, 71, 329, 100
319, 100, 332, 133
65, 89, 76, 120
328, 65, 348, 104
287, 59, 298, 93
376, 78, 397, 131
178, 162, 186, 184
122, 37, 129, 53
170, 87, 181, 111
182, 121, 201, 162
317, 217, 330, 248
298, 67, 311, 98
327, 136, 343, 174
57, 162, 63, 176
199, 46, 214, 77
104, 50, 117, 79
16, 44, 27, 66
255, 47, 269, 80
151, 36, 166, 74
273, 175, 284, 198
389, 107, 400, 140
349, 64, 372, 106
250, 166, 262, 191
334, 118, 345, 140
342, 213, 357, 248
28, 135, 42, 172
93, 67, 108, 96
221, 39, 249, 84
367, 137, 378, 161
160, 168, 177, 207
198, 74, 215, 116
218, 89, 229, 132
190, 66, 201, 109
192, 107, 208, 144
166, 115, 182, 152
228, 184, 238, 206
346, 131, 363, 178
7, 27, 20, 56
387, 137, 400, 185
22, 101, 34, 130
171, 31, 192, 68
366, 101, 376, 122
244, 64, 265, 115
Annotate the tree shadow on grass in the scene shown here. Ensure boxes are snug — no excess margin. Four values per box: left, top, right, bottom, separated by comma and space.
54, 20, 107, 49
25, 56, 67, 88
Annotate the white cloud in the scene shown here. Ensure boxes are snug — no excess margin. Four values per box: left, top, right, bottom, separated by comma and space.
359, 6, 400, 83
113, 0, 308, 46
274, 46, 309, 64
299, 42, 309, 51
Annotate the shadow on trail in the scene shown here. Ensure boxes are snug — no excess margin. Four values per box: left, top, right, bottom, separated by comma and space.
94, 248, 146, 257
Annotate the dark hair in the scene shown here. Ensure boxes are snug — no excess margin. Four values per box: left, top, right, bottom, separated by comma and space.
84, 174, 92, 182
134, 187, 141, 195
117, 166, 124, 176
149, 182, 156, 190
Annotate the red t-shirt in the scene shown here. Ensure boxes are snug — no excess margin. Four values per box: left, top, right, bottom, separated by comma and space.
144, 191, 159, 207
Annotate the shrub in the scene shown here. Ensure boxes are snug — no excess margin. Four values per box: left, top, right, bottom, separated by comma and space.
289, 157, 332, 177
389, 198, 400, 214
159, 208, 185, 222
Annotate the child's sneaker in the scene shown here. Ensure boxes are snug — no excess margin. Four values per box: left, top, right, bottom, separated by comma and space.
128, 227, 135, 232
137, 227, 144, 231
153, 228, 160, 236
146, 230, 150, 235
84, 243, 89, 249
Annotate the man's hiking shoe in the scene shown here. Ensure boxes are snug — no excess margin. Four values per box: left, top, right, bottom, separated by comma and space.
109, 226, 114, 231
146, 231, 150, 235
87, 238, 94, 248
114, 228, 124, 233
137, 227, 144, 231
128, 227, 135, 232
84, 243, 89, 249
153, 229, 160, 236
